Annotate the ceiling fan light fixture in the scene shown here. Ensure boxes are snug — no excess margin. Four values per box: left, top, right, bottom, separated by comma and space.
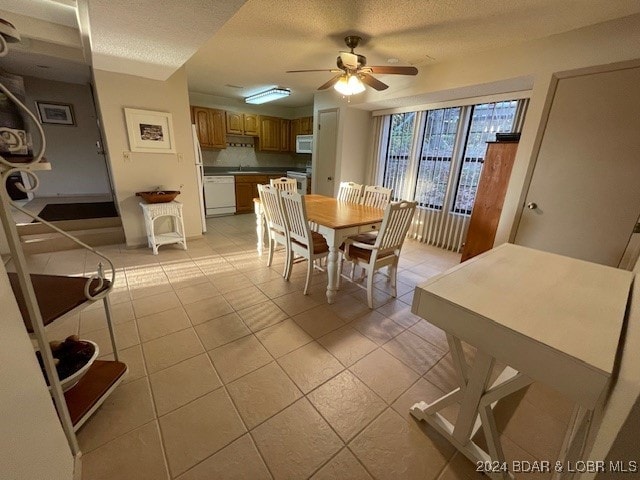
334, 74, 365, 96
245, 87, 290, 104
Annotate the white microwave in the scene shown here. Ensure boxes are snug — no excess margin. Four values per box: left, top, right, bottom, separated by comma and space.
296, 135, 313, 154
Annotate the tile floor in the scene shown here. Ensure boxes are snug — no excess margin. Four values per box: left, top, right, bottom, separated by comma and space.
24, 213, 573, 479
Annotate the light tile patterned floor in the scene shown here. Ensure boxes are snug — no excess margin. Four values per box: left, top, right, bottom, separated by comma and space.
25, 213, 572, 479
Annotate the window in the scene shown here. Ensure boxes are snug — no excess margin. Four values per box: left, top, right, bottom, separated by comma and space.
382, 112, 416, 202
381, 99, 524, 215
414, 107, 460, 209
453, 101, 519, 214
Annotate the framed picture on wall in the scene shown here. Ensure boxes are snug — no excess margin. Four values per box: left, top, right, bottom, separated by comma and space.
124, 108, 176, 153
35, 101, 75, 126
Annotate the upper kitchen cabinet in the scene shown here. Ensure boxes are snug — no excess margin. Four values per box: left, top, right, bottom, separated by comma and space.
226, 112, 260, 136
244, 114, 259, 136
299, 116, 313, 135
258, 116, 281, 151
290, 116, 313, 151
191, 106, 226, 149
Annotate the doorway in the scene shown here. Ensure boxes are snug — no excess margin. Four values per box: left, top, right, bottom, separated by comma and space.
315, 109, 338, 196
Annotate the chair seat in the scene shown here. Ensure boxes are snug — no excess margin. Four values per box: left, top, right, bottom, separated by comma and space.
293, 231, 329, 254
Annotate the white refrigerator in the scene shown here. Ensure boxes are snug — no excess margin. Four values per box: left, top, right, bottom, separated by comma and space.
191, 125, 207, 233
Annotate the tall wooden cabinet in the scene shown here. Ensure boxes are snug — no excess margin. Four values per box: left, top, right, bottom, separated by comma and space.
460, 140, 519, 262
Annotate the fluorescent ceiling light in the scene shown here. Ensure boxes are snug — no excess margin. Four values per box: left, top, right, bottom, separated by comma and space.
334, 75, 365, 96
245, 88, 291, 104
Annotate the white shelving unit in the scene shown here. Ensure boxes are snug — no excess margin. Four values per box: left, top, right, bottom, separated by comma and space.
0, 57, 127, 460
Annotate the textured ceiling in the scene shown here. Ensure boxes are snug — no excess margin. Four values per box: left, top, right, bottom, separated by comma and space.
185, 0, 640, 107
86, 0, 246, 80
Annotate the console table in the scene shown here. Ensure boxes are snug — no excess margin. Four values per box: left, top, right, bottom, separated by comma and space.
410, 244, 633, 479
139, 201, 187, 255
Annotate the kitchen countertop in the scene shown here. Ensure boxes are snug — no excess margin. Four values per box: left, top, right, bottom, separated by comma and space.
203, 167, 310, 177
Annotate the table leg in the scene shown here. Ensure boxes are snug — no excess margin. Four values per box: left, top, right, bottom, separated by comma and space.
326, 245, 339, 304
411, 339, 533, 480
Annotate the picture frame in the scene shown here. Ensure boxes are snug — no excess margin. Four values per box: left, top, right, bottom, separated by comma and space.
35, 101, 75, 126
124, 108, 176, 154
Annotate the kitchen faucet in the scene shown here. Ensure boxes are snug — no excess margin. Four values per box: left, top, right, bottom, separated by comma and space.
238, 164, 243, 171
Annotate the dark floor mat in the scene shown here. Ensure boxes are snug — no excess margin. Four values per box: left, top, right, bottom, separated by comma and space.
34, 202, 119, 222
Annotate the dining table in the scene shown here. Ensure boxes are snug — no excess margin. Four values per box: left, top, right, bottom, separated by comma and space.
254, 194, 385, 303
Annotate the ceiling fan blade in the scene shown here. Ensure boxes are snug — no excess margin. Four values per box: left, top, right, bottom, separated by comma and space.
360, 73, 388, 91
286, 69, 337, 73
339, 51, 358, 70
317, 74, 343, 90
367, 65, 418, 75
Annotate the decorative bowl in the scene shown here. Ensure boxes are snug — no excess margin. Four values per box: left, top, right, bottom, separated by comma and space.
136, 190, 180, 203
37, 340, 100, 392
56, 340, 100, 392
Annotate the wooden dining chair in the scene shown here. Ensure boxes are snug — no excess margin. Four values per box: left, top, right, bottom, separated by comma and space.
257, 184, 291, 277
270, 177, 298, 191
337, 181, 364, 203
340, 200, 417, 308
280, 190, 330, 295
361, 185, 393, 209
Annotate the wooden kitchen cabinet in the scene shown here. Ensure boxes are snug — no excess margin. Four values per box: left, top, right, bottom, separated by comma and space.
290, 116, 313, 151
258, 116, 281, 152
299, 116, 313, 134
235, 175, 269, 213
226, 111, 243, 135
243, 114, 259, 136
191, 106, 226, 149
460, 141, 519, 262
226, 112, 260, 136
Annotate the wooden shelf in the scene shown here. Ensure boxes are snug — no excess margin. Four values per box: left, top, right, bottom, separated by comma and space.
7, 273, 111, 332
65, 360, 128, 429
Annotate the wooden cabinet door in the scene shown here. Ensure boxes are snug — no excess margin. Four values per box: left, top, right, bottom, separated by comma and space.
235, 182, 254, 213
226, 111, 243, 134
209, 109, 227, 149
192, 107, 212, 147
280, 119, 291, 152
300, 116, 313, 134
243, 114, 259, 136
461, 141, 518, 262
258, 116, 281, 151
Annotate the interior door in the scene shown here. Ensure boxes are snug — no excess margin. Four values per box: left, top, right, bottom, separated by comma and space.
315, 109, 338, 196
514, 65, 640, 266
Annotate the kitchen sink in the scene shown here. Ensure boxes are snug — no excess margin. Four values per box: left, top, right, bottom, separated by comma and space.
226, 170, 260, 174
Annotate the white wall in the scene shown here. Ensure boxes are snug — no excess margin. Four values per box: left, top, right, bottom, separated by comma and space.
92, 67, 202, 247
23, 76, 112, 197
0, 262, 74, 479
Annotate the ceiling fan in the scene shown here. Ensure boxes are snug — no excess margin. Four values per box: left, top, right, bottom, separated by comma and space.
286, 35, 418, 96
